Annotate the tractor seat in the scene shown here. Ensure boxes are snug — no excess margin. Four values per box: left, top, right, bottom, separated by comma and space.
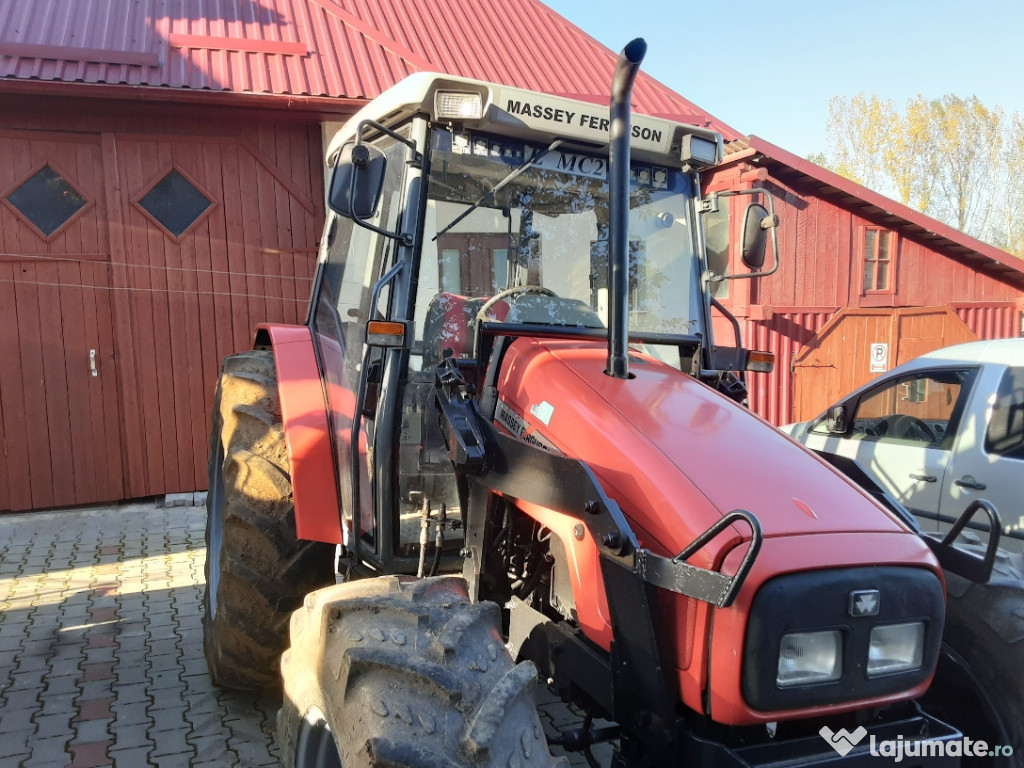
422, 292, 508, 368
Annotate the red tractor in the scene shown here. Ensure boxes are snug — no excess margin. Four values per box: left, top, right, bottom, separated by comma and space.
204, 40, 1001, 767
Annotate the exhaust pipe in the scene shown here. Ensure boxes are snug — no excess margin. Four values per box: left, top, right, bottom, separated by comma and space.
606, 38, 646, 379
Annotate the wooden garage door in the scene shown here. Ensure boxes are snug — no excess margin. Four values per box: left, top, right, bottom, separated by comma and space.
0, 125, 321, 511
107, 131, 321, 499
0, 131, 124, 511
792, 306, 978, 422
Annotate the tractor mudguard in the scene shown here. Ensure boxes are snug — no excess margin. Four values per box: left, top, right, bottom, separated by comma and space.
254, 324, 343, 545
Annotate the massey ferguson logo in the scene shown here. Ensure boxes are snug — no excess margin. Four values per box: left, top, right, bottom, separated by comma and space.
849, 589, 880, 617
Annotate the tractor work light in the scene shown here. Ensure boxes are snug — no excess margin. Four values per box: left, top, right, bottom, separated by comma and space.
435, 91, 483, 120
776, 630, 843, 687
681, 134, 720, 166
867, 622, 925, 677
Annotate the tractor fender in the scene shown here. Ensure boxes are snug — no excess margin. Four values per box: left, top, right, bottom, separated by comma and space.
254, 324, 343, 545
512, 498, 614, 650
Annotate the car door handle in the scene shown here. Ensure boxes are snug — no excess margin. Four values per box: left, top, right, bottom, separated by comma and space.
910, 472, 937, 483
954, 476, 987, 491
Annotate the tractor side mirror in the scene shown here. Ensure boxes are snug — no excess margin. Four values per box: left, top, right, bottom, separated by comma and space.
826, 404, 849, 434
740, 203, 778, 270
328, 142, 386, 220
702, 189, 780, 280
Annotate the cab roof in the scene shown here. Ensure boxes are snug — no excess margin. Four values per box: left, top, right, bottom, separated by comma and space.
325, 72, 723, 168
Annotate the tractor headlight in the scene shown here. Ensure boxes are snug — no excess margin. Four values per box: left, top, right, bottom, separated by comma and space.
867, 622, 925, 677
776, 630, 843, 687
745, 567, 943, 711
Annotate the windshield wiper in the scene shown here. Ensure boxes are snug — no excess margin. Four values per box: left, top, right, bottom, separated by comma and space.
433, 139, 563, 240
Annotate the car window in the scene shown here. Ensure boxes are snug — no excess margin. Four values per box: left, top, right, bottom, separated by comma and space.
847, 369, 974, 446
985, 366, 1024, 460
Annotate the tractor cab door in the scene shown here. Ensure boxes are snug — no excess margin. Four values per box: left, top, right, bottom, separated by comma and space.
312, 122, 466, 572
310, 131, 413, 563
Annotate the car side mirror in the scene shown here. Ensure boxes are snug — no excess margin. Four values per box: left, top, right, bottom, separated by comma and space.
826, 404, 849, 434
740, 203, 777, 270
328, 142, 386, 220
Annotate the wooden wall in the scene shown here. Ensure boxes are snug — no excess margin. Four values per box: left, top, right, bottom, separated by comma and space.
0, 93, 331, 511
706, 161, 1024, 426
748, 184, 1022, 310
0, 131, 122, 510
790, 307, 979, 422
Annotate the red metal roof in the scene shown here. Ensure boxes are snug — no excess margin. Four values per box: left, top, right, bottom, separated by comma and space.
726, 135, 1024, 290
0, 0, 737, 136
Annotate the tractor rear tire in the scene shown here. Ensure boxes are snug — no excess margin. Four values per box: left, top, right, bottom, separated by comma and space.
204, 349, 335, 690
278, 576, 569, 768
922, 549, 1024, 767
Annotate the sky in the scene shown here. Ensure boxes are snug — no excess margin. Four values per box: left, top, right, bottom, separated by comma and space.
544, 0, 1024, 158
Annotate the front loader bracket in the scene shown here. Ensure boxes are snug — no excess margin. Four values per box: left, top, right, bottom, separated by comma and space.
435, 355, 488, 473
810, 452, 1002, 585
635, 511, 762, 608
922, 499, 1002, 584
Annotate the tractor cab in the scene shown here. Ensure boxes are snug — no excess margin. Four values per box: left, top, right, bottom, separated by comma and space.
314, 74, 759, 573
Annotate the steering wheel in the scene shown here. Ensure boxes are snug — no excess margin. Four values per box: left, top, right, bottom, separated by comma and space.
891, 415, 937, 442
475, 284, 558, 322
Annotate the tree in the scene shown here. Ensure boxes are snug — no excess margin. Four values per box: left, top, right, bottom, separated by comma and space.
992, 113, 1024, 256
821, 94, 896, 192
884, 95, 936, 214
927, 95, 1003, 234
815, 93, 1022, 256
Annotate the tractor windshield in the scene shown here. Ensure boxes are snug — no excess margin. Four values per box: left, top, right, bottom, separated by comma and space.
413, 127, 706, 366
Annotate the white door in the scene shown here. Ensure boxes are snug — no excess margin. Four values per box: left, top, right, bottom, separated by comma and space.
802, 368, 976, 531
940, 364, 1024, 546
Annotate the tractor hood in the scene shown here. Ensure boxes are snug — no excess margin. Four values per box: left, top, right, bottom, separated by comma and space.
495, 338, 910, 563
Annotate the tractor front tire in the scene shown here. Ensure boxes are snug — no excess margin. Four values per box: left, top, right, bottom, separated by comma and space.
279, 576, 569, 768
922, 549, 1024, 767
204, 350, 335, 690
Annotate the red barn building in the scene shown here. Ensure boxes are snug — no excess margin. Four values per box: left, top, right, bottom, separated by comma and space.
706, 136, 1024, 426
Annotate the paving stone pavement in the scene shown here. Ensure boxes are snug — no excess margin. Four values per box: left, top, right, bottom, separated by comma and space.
0, 502, 613, 767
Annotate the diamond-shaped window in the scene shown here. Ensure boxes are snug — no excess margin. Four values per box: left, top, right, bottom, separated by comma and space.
138, 169, 213, 238
5, 165, 88, 237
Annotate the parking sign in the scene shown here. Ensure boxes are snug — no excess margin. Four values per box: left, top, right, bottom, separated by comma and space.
870, 343, 888, 373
